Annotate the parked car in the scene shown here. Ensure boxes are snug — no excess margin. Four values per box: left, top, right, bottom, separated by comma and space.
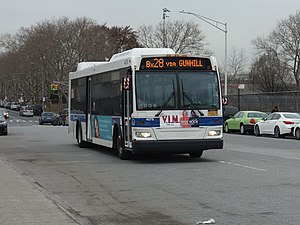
223, 105, 239, 122
254, 112, 300, 138
0, 115, 8, 135
4, 102, 11, 109
10, 102, 20, 110
0, 100, 6, 107
19, 106, 34, 117
58, 108, 69, 126
31, 105, 43, 116
39, 112, 60, 125
224, 111, 268, 134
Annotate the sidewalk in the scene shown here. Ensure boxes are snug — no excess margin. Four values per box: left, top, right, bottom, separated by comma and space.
0, 157, 79, 225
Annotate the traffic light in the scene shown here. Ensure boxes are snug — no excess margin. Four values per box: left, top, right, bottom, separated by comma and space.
50, 83, 58, 92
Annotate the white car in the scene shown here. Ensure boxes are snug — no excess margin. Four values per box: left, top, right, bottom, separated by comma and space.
10, 102, 19, 110
254, 112, 300, 138
293, 123, 300, 140
19, 106, 34, 117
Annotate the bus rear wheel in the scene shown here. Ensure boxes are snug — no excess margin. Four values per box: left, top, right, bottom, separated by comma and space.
114, 132, 131, 160
189, 151, 203, 158
77, 124, 87, 148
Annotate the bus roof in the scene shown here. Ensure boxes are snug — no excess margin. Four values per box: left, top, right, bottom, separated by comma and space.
109, 48, 175, 62
70, 48, 217, 79
76, 62, 108, 71
74, 48, 175, 72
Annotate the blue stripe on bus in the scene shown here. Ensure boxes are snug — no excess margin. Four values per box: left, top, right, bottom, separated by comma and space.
131, 117, 222, 127
132, 118, 160, 127
199, 117, 223, 126
70, 114, 86, 122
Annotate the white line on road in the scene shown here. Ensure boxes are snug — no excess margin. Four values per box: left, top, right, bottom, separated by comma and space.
219, 161, 267, 172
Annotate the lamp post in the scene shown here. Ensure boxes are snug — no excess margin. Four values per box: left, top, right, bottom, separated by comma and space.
179, 10, 228, 96
162, 8, 171, 48
30, 61, 45, 109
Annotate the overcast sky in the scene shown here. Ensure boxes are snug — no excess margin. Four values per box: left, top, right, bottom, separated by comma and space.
1, 0, 300, 66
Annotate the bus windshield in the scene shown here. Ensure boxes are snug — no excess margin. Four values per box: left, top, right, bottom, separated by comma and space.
136, 71, 220, 110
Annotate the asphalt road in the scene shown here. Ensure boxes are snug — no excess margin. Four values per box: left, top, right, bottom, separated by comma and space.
3, 109, 39, 126
1, 119, 300, 225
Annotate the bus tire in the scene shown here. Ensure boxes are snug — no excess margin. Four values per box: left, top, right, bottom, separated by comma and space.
114, 131, 131, 160
189, 151, 203, 158
77, 124, 87, 148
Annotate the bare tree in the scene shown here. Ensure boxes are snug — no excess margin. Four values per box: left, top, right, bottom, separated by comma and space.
0, 17, 140, 102
226, 47, 248, 82
272, 11, 300, 90
137, 20, 211, 55
251, 11, 300, 91
250, 51, 290, 92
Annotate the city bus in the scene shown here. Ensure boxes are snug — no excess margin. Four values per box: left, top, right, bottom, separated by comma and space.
68, 48, 223, 159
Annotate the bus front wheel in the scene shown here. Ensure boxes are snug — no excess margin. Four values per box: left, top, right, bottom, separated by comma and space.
189, 151, 203, 158
114, 132, 131, 160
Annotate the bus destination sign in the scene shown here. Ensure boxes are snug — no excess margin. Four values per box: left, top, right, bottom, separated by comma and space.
140, 57, 212, 70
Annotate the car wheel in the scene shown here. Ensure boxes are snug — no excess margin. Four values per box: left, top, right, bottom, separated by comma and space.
224, 123, 230, 133
295, 128, 300, 140
114, 131, 131, 160
274, 126, 281, 138
254, 125, 261, 136
189, 151, 203, 158
240, 124, 245, 135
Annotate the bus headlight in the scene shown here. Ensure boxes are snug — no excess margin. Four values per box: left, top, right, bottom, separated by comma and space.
208, 130, 221, 136
135, 131, 152, 138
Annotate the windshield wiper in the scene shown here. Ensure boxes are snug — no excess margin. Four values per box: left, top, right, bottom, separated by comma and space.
155, 80, 176, 117
182, 93, 204, 116
181, 80, 204, 116
155, 92, 175, 117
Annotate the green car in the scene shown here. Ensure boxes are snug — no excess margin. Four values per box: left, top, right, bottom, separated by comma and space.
224, 111, 268, 134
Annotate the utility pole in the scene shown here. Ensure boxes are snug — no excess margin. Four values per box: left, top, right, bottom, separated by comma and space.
162, 8, 170, 48
180, 10, 228, 96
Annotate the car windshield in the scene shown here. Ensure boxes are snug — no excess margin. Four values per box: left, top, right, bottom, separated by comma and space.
135, 71, 220, 110
248, 112, 267, 118
0, 116, 5, 122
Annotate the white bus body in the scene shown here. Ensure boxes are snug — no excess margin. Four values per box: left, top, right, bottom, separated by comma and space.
69, 48, 223, 159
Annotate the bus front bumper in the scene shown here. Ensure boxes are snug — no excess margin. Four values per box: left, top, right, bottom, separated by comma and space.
131, 138, 223, 154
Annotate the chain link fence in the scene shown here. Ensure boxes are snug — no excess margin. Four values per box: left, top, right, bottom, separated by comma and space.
227, 91, 300, 113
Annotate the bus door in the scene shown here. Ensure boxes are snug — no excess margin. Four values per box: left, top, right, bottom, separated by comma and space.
122, 74, 132, 148
86, 77, 92, 141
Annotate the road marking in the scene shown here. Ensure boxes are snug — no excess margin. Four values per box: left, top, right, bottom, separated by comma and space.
219, 161, 267, 172
7, 120, 39, 123
38, 160, 96, 164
